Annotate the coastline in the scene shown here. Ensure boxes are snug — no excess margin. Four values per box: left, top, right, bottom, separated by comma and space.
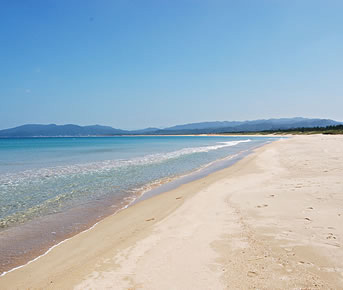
0, 138, 266, 275
0, 135, 342, 289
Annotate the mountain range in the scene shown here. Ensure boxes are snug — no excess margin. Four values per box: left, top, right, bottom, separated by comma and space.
0, 118, 341, 137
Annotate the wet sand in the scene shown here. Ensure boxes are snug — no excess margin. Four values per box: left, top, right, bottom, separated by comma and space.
0, 135, 342, 289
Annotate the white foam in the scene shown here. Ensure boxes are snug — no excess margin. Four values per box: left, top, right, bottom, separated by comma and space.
0, 140, 251, 185
0, 141, 254, 278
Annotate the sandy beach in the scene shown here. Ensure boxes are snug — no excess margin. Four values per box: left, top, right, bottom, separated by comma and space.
0, 135, 342, 289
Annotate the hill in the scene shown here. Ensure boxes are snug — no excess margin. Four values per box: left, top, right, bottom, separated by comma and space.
0, 124, 128, 137
0, 118, 341, 137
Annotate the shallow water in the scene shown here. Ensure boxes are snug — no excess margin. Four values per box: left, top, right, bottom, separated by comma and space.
0, 136, 277, 273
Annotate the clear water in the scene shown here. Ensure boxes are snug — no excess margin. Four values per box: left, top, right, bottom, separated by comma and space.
0, 136, 277, 273
0, 136, 275, 230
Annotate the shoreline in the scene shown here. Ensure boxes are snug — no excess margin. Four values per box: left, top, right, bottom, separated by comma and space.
0, 139, 269, 276
0, 135, 342, 289
0, 133, 289, 138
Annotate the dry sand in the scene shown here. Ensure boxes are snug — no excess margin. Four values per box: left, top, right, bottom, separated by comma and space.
0, 135, 342, 289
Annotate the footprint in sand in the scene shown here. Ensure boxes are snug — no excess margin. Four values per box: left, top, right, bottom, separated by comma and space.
298, 261, 313, 267
247, 271, 258, 277
257, 204, 268, 208
326, 233, 337, 240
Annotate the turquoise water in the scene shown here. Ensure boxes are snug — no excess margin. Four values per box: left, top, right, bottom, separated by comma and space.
0, 136, 276, 229
0, 136, 276, 273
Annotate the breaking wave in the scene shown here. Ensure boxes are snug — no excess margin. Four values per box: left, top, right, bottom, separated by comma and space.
0, 140, 250, 185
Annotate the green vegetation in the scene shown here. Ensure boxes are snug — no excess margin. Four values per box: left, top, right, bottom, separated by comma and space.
222, 125, 343, 135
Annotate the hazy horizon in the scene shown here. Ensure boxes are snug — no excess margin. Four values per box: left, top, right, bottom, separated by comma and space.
0, 116, 342, 132
1, 1, 342, 130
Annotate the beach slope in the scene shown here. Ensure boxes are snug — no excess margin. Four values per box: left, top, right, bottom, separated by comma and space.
0, 135, 342, 289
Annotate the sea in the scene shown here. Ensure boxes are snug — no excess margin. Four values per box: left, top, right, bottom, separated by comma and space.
0, 135, 277, 274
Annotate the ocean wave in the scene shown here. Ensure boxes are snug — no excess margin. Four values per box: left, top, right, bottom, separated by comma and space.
0, 140, 250, 185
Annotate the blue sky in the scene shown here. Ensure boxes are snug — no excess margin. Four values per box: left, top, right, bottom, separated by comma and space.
1, 0, 342, 129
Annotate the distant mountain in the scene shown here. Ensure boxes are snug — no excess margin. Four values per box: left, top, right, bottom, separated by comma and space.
166, 121, 245, 131
160, 118, 341, 134
130, 127, 161, 134
0, 118, 341, 137
0, 124, 128, 137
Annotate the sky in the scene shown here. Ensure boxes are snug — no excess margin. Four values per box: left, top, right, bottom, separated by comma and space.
0, 0, 342, 130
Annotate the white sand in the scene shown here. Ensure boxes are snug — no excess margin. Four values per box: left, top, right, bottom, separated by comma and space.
0, 135, 342, 289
